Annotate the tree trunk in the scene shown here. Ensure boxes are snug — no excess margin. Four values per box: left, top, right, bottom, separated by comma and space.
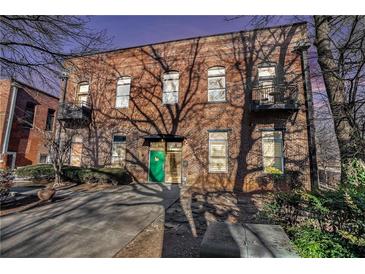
314, 16, 355, 178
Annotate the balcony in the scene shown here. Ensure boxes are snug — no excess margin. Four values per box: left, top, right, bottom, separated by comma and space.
250, 83, 299, 112
57, 101, 91, 128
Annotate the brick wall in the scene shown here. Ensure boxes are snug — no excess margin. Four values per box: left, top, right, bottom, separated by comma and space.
64, 22, 312, 192
0, 79, 59, 168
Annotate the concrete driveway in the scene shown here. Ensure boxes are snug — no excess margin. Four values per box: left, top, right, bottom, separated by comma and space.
0, 183, 179, 258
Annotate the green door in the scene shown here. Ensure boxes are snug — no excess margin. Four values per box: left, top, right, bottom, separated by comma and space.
149, 150, 165, 183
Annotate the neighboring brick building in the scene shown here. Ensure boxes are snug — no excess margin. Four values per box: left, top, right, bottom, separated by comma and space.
0, 78, 59, 169
59, 22, 317, 192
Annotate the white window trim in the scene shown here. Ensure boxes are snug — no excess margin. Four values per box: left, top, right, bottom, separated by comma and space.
208, 67, 226, 103
115, 77, 131, 109
261, 130, 284, 174
77, 82, 90, 106
208, 131, 229, 174
163, 71, 179, 105
111, 134, 127, 166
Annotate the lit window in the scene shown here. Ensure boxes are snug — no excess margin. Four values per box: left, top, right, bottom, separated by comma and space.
163, 71, 179, 104
116, 77, 131, 108
262, 130, 284, 174
208, 67, 226, 102
208, 131, 228, 173
112, 135, 126, 167
77, 83, 89, 106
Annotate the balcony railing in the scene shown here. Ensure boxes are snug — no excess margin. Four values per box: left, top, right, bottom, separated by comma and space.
57, 101, 91, 128
251, 83, 299, 111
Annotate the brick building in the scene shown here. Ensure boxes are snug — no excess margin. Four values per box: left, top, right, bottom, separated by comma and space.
59, 22, 318, 192
0, 78, 59, 169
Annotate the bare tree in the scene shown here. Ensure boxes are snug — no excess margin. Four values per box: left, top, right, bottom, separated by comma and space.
42, 126, 77, 187
313, 16, 365, 167
233, 15, 365, 181
0, 15, 110, 92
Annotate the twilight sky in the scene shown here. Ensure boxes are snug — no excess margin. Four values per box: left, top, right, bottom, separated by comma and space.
87, 16, 300, 50
86, 16, 324, 94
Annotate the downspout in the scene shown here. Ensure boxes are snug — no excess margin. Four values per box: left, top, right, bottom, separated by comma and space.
295, 41, 319, 191
56, 70, 69, 146
2, 81, 19, 155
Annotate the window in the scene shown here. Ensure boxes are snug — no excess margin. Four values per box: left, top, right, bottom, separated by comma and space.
39, 154, 50, 164
111, 135, 126, 167
208, 67, 226, 102
45, 109, 55, 131
163, 71, 179, 104
262, 130, 284, 174
115, 77, 131, 108
70, 135, 83, 167
77, 82, 89, 106
208, 131, 228, 173
258, 65, 276, 79
258, 63, 277, 104
23, 102, 35, 128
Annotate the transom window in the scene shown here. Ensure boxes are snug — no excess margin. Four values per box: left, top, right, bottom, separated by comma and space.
77, 82, 89, 106
208, 131, 228, 173
116, 77, 131, 108
208, 67, 226, 102
163, 71, 179, 104
111, 134, 126, 167
262, 130, 284, 174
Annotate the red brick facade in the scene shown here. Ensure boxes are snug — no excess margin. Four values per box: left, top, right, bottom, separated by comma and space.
0, 79, 59, 168
63, 22, 314, 192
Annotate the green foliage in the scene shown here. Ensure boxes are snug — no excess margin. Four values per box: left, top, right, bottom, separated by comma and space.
15, 164, 54, 180
261, 159, 365, 257
288, 226, 355, 258
261, 191, 302, 226
15, 164, 131, 185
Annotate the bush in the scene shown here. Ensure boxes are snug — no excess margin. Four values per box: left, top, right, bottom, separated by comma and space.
288, 226, 355, 258
16, 164, 54, 180
0, 169, 15, 201
261, 190, 303, 226
261, 159, 365, 257
16, 164, 131, 185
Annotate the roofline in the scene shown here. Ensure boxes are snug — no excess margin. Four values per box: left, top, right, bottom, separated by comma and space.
67, 21, 308, 59
9, 78, 59, 100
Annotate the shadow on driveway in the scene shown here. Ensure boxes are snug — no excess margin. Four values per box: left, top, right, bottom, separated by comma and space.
0, 183, 179, 258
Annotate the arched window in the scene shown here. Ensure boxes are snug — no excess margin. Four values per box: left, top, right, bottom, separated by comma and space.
163, 71, 179, 104
77, 82, 89, 107
208, 67, 226, 102
116, 77, 131, 108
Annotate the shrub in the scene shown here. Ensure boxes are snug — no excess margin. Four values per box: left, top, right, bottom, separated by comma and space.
260, 190, 303, 227
16, 164, 54, 180
15, 164, 131, 185
261, 159, 365, 257
0, 169, 15, 201
288, 226, 355, 258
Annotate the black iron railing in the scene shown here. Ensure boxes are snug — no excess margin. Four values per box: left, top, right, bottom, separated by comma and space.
57, 101, 91, 125
251, 83, 299, 110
